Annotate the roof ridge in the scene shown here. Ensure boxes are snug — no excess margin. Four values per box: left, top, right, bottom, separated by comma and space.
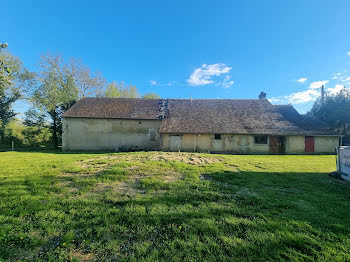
79, 97, 268, 101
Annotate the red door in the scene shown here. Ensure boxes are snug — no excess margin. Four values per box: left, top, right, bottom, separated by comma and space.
305, 136, 315, 153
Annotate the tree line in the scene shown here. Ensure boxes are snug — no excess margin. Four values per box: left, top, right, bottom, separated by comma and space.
1, 43, 350, 150
0, 43, 160, 149
308, 88, 350, 138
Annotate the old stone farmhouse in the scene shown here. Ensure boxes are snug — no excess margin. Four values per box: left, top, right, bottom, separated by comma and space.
62, 93, 340, 154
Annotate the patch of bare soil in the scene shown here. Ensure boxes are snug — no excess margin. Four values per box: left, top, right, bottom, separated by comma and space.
87, 180, 146, 197
145, 152, 223, 165
70, 250, 96, 261
57, 181, 79, 193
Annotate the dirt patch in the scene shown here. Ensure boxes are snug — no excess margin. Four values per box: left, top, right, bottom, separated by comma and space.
57, 180, 80, 193
70, 250, 96, 261
146, 152, 223, 165
89, 152, 224, 166
87, 181, 146, 197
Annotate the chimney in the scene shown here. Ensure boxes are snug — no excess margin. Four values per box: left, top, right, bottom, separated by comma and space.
259, 91, 267, 99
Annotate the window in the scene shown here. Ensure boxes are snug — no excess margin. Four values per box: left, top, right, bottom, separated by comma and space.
214, 134, 221, 140
255, 135, 267, 144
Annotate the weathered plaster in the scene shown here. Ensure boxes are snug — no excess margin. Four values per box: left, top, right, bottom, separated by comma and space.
62, 118, 162, 151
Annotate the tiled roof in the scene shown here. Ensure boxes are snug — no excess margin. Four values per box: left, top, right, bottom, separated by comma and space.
159, 99, 337, 135
62, 97, 164, 120
63, 97, 337, 135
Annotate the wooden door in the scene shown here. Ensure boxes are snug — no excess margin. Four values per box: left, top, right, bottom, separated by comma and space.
305, 136, 315, 153
269, 136, 278, 154
278, 136, 286, 154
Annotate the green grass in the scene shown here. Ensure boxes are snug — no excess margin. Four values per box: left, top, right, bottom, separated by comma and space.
0, 151, 350, 261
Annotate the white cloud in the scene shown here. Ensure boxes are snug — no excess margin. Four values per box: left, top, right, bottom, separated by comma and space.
287, 89, 320, 104
150, 80, 157, 86
297, 77, 307, 83
342, 77, 350, 82
309, 80, 329, 89
348, 51, 350, 56
268, 97, 283, 103
326, 84, 350, 96
221, 75, 235, 88
269, 89, 320, 105
332, 73, 342, 80
187, 63, 232, 86
326, 84, 346, 96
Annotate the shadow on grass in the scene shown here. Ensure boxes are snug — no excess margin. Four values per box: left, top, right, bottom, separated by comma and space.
1, 165, 350, 261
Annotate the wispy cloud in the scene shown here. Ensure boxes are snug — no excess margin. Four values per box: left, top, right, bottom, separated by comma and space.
348, 51, 350, 56
288, 89, 319, 104
332, 73, 342, 80
269, 79, 329, 105
296, 77, 307, 83
218, 75, 234, 88
309, 80, 329, 89
187, 63, 232, 86
342, 77, 350, 82
269, 89, 320, 104
149, 80, 157, 86
326, 84, 347, 96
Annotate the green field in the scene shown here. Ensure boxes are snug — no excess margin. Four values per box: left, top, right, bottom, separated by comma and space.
1, 152, 350, 261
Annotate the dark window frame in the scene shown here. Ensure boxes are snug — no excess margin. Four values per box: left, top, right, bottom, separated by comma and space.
214, 134, 222, 140
254, 135, 268, 144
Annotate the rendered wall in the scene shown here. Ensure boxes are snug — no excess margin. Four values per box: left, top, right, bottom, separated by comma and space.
285, 136, 305, 154
62, 118, 162, 151
314, 136, 339, 153
162, 134, 339, 154
162, 134, 269, 153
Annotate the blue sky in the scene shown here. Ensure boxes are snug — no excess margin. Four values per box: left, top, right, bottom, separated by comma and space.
2, 0, 350, 114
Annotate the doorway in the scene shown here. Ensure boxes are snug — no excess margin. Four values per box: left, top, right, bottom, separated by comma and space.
305, 136, 315, 153
169, 136, 182, 151
269, 136, 286, 154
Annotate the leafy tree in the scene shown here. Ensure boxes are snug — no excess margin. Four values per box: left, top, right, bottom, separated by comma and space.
0, 43, 28, 144
142, 92, 160, 99
22, 109, 51, 148
103, 81, 140, 98
28, 55, 79, 148
309, 87, 350, 135
4, 118, 25, 144
28, 54, 105, 148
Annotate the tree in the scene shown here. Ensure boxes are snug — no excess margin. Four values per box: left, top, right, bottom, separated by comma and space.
0, 43, 26, 144
309, 87, 350, 136
28, 54, 79, 148
4, 118, 25, 144
142, 92, 160, 99
69, 58, 106, 98
28, 54, 105, 148
22, 109, 51, 148
103, 81, 140, 98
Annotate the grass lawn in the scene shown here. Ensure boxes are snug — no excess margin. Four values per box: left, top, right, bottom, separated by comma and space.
0, 151, 350, 261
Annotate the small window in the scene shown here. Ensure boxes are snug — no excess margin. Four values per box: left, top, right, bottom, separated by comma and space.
214, 134, 221, 140
255, 135, 267, 144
